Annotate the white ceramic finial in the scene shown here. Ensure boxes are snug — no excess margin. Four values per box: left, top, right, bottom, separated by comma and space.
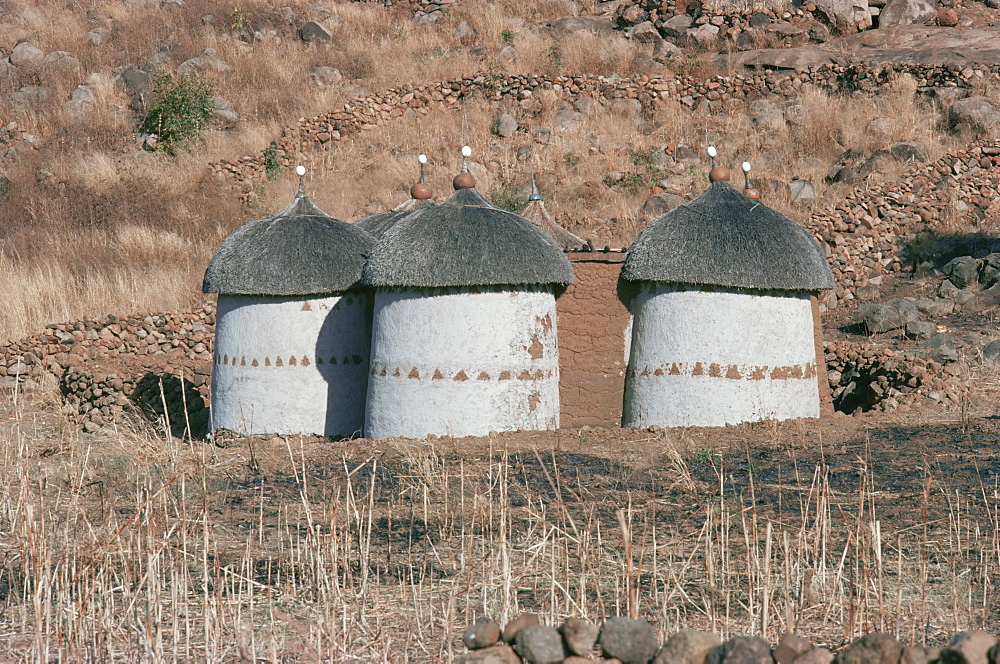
296, 165, 306, 176
742, 161, 751, 172
418, 154, 428, 164
461, 145, 472, 157
707, 146, 717, 158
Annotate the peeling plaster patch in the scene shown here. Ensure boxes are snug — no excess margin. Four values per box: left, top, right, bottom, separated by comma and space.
527, 335, 544, 360
477, 372, 490, 380
528, 392, 540, 412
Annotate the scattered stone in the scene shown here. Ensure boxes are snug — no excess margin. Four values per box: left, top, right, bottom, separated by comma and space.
641, 193, 686, 222
938, 279, 959, 299
9, 42, 45, 69
856, 300, 918, 333
83, 27, 111, 46
905, 320, 936, 341
456, 644, 521, 664
879, 0, 936, 25
552, 109, 585, 132
940, 631, 997, 664
707, 636, 773, 664
985, 340, 1000, 363
774, 634, 815, 664
455, 20, 478, 38
628, 21, 661, 42
789, 179, 817, 204
503, 614, 540, 643
177, 48, 230, 75
661, 14, 694, 38
810, 0, 871, 33
464, 617, 502, 650
495, 113, 518, 138
299, 21, 333, 43
654, 629, 722, 664
686, 23, 720, 46
912, 298, 954, 317
212, 96, 239, 128
949, 97, 1000, 133
835, 634, 904, 664
794, 649, 834, 664
935, 8, 959, 26
560, 617, 598, 657
514, 625, 565, 664
600, 618, 659, 664
309, 66, 343, 88
916, 333, 959, 364
890, 141, 929, 162
943, 256, 979, 290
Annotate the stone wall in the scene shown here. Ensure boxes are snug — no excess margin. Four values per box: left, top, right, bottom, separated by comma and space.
557, 252, 632, 428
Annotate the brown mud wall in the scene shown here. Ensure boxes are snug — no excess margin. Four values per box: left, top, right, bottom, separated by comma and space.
557, 253, 631, 428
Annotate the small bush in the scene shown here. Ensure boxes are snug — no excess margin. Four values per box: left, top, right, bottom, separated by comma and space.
140, 74, 215, 153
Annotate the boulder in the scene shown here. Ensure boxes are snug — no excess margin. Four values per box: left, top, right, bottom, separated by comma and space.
455, 20, 477, 38
795, 649, 835, 664
298, 21, 332, 42
661, 14, 694, 38
628, 21, 662, 42
942, 256, 979, 289
552, 109, 585, 132
963, 281, 1000, 313
835, 634, 904, 664
9, 42, 45, 69
879, 0, 936, 26
856, 300, 918, 332
916, 334, 959, 364
773, 635, 814, 664
912, 298, 954, 317
177, 48, 230, 75
687, 24, 720, 45
789, 179, 817, 204
751, 100, 786, 131
981, 340, 1000, 364
212, 96, 238, 128
83, 27, 111, 46
811, 0, 871, 33
654, 630, 722, 664
455, 644, 521, 664
905, 320, 936, 341
503, 614, 540, 643
641, 193, 686, 222
610, 97, 642, 118
890, 141, 929, 162
309, 66, 342, 87
546, 16, 616, 37
940, 632, 997, 664
949, 97, 1000, 133
464, 617, 502, 650
600, 618, 660, 664
652, 39, 683, 62
514, 625, 565, 664
560, 617, 598, 657
42, 51, 82, 76
495, 113, 518, 138
707, 636, 773, 664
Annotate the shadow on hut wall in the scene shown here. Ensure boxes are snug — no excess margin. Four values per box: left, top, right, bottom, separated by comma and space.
314, 293, 371, 440
131, 371, 210, 440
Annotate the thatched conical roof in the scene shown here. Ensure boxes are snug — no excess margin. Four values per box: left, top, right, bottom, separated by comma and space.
520, 180, 586, 252
622, 180, 833, 291
361, 186, 574, 289
353, 197, 435, 239
204, 193, 374, 296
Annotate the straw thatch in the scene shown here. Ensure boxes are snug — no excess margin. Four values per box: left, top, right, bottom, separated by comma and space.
353, 197, 435, 238
204, 195, 374, 296
361, 187, 574, 288
520, 196, 586, 252
622, 180, 834, 291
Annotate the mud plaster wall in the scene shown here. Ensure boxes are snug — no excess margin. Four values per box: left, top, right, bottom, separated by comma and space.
557, 254, 632, 428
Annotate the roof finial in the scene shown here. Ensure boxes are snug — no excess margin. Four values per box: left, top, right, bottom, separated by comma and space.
529, 172, 542, 201
707, 145, 730, 183
742, 161, 761, 199
453, 145, 476, 190
411, 154, 433, 200
295, 164, 306, 197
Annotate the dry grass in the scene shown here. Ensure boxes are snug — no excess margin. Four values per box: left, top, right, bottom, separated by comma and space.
0, 395, 997, 660
0, 0, 994, 342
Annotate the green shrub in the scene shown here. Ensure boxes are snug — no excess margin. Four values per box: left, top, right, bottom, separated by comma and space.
141, 74, 215, 153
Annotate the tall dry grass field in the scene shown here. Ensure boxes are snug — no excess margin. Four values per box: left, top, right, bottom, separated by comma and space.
0, 393, 997, 660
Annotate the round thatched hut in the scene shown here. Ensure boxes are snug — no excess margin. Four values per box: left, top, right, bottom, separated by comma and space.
204, 167, 375, 437
520, 175, 586, 252
354, 154, 436, 238
620, 154, 834, 428
360, 147, 574, 440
